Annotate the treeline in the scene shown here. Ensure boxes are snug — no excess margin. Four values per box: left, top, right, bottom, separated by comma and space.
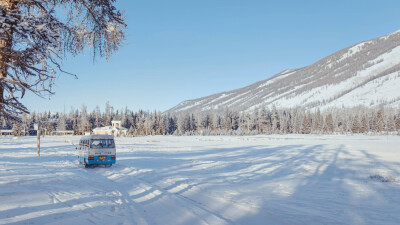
1, 103, 400, 136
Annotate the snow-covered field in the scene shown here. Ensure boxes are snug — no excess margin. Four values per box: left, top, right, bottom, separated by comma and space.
1, 135, 399, 225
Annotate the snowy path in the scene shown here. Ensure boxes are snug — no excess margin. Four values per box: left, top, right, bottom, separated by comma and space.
0, 135, 399, 225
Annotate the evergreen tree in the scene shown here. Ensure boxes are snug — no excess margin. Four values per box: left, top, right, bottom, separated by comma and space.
94, 106, 102, 128
360, 115, 369, 133
72, 110, 79, 135
168, 116, 177, 135
177, 114, 186, 135
12, 122, 21, 136
21, 113, 30, 135
271, 106, 280, 133
232, 112, 239, 132
301, 112, 312, 134
159, 115, 166, 135
144, 113, 151, 135
395, 113, 400, 130
212, 114, 222, 133
105, 102, 113, 126
387, 114, 396, 132
224, 109, 232, 131
258, 107, 268, 133
135, 113, 144, 136
374, 108, 384, 132
292, 110, 303, 134
57, 115, 67, 131
128, 125, 134, 136
351, 115, 361, 133
324, 113, 334, 133
79, 105, 90, 134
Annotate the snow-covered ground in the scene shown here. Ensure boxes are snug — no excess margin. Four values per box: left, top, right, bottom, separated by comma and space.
1, 135, 399, 225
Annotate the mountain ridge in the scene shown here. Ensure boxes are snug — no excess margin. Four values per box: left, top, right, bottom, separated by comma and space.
166, 30, 400, 115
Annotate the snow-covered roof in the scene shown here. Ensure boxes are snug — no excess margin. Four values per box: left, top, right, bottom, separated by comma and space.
53, 130, 74, 133
93, 126, 113, 131
0, 130, 13, 132
80, 134, 114, 140
93, 126, 127, 131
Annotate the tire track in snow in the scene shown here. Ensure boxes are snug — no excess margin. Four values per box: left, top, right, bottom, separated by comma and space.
24, 160, 152, 225
102, 160, 289, 225
102, 165, 231, 225
157, 181, 289, 225
139, 179, 232, 225
77, 165, 152, 225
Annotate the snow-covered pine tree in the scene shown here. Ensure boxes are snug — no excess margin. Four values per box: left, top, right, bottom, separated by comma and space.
323, 113, 333, 134
224, 109, 232, 132
205, 114, 212, 131
79, 105, 90, 134
271, 106, 280, 133
312, 109, 322, 133
250, 108, 258, 134
144, 113, 151, 135
211, 114, 222, 133
258, 106, 268, 134
94, 106, 102, 128
159, 114, 166, 135
135, 113, 144, 136
360, 115, 369, 133
128, 125, 134, 136
0, 0, 126, 120
194, 113, 203, 135
57, 114, 67, 132
396, 112, 400, 131
177, 114, 186, 135
237, 112, 247, 135
168, 116, 177, 135
21, 113, 30, 135
374, 108, 384, 132
231, 111, 239, 132
105, 102, 113, 126
153, 111, 161, 135
279, 110, 288, 134
122, 107, 131, 129
386, 113, 396, 132
351, 115, 360, 133
12, 121, 21, 136
0, 115, 5, 128
72, 109, 79, 135
292, 109, 303, 134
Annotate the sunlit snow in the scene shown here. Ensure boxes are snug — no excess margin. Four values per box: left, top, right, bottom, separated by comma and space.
1, 135, 399, 225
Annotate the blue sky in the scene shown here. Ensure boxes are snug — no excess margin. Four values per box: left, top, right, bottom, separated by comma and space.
24, 0, 400, 113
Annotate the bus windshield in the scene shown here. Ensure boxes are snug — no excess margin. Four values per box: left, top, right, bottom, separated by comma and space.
90, 139, 115, 149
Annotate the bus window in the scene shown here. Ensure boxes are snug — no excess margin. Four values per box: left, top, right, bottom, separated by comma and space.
90, 139, 115, 149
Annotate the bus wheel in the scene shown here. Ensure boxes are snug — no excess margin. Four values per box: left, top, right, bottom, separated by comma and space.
85, 164, 89, 168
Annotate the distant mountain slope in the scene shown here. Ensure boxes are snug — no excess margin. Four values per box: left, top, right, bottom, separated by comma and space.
167, 30, 400, 115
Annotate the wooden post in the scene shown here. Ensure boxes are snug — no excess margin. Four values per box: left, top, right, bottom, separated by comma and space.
37, 121, 40, 157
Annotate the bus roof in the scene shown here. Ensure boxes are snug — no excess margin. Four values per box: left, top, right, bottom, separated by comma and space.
79, 135, 115, 140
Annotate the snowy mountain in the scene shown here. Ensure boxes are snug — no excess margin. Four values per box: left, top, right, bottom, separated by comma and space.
167, 30, 400, 115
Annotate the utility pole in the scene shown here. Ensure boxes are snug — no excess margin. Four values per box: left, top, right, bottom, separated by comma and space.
37, 121, 40, 157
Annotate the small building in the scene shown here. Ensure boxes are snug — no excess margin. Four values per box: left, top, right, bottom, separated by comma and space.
53, 130, 75, 136
93, 120, 128, 136
0, 129, 13, 136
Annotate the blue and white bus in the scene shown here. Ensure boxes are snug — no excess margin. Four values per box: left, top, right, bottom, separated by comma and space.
77, 135, 116, 167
